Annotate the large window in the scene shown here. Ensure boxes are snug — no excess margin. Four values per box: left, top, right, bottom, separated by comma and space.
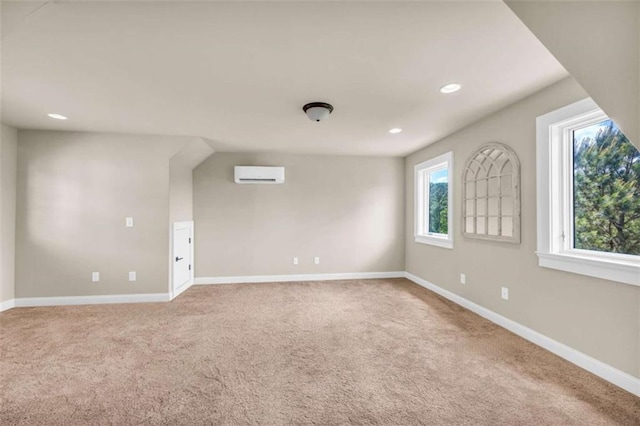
536, 98, 639, 286
573, 120, 640, 255
415, 152, 453, 249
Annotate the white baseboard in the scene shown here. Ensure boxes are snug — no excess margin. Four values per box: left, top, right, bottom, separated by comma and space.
0, 298, 16, 312
195, 271, 405, 285
1, 273, 404, 310
3, 271, 638, 397
11, 293, 171, 308
171, 281, 193, 300
404, 272, 640, 397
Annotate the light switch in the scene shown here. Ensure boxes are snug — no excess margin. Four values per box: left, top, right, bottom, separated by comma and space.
501, 287, 509, 300
92, 272, 100, 282
129, 271, 136, 281
314, 257, 320, 265
126, 217, 134, 227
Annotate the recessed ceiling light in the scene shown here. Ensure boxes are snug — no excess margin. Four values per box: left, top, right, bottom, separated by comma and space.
439, 83, 462, 94
48, 113, 68, 120
389, 128, 402, 134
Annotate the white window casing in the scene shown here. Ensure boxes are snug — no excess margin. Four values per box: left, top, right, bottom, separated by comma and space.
536, 98, 639, 286
414, 151, 454, 249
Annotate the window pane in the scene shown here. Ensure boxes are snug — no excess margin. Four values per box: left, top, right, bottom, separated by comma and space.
501, 196, 513, 216
500, 176, 512, 196
465, 182, 475, 199
477, 179, 487, 197
465, 216, 474, 233
488, 197, 499, 216
488, 217, 499, 236
476, 217, 486, 235
476, 198, 487, 216
573, 120, 640, 255
488, 177, 499, 196
501, 217, 513, 237
465, 199, 475, 215
428, 168, 448, 234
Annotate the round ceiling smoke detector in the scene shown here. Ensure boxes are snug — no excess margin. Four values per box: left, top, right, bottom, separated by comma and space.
302, 102, 334, 122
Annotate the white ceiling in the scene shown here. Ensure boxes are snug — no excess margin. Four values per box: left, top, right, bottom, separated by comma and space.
1, 1, 568, 156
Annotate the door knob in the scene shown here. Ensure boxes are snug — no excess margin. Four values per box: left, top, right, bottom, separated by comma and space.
175, 257, 183, 262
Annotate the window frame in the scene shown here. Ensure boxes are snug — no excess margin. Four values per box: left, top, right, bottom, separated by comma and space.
536, 98, 639, 286
414, 152, 454, 249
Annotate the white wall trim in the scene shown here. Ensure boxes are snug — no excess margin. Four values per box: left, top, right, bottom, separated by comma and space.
537, 252, 639, 286
3, 272, 638, 398
171, 282, 193, 300
535, 98, 639, 287
1, 273, 405, 310
414, 151, 454, 249
11, 293, 171, 309
404, 272, 640, 397
195, 271, 406, 285
0, 298, 16, 312
414, 235, 454, 249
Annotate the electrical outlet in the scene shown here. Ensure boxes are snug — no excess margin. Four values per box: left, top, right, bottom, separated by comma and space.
501, 287, 509, 300
92, 272, 100, 282
125, 217, 134, 227
314, 257, 320, 265
460, 273, 466, 285
292, 257, 299, 265
129, 271, 136, 281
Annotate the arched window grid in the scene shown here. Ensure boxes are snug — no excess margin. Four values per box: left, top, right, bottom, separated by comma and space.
462, 142, 521, 243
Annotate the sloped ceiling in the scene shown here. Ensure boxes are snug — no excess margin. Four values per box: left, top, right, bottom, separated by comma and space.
1, 1, 567, 156
505, 0, 639, 147
171, 137, 215, 172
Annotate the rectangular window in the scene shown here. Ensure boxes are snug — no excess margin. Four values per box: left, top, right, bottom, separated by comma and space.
415, 152, 453, 249
536, 98, 639, 286
572, 120, 640, 256
428, 167, 449, 235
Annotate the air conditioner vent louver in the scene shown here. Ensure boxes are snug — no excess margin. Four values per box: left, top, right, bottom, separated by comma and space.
234, 166, 285, 184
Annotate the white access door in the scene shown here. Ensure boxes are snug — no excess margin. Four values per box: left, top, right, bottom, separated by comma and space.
173, 221, 194, 293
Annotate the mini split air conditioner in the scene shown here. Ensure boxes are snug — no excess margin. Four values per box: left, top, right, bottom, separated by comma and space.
234, 166, 285, 184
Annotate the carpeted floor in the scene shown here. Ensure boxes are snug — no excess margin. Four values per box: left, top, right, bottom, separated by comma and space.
1, 278, 639, 425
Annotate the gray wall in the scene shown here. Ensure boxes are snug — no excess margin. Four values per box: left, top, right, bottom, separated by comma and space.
169, 138, 214, 288
506, 1, 639, 145
169, 138, 214, 224
194, 153, 405, 277
16, 131, 190, 297
405, 77, 640, 379
169, 157, 195, 225
1, 124, 18, 303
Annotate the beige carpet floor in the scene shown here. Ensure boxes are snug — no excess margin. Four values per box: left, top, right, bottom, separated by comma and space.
1, 278, 639, 425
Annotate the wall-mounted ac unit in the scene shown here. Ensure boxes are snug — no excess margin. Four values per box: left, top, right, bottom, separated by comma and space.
234, 166, 285, 184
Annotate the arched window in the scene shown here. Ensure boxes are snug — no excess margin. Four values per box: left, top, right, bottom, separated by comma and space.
462, 142, 520, 243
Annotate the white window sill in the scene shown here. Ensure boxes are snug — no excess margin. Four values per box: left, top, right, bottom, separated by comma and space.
415, 235, 453, 249
536, 251, 639, 287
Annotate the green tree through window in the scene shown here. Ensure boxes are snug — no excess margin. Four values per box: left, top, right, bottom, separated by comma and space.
428, 168, 448, 234
573, 120, 640, 255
